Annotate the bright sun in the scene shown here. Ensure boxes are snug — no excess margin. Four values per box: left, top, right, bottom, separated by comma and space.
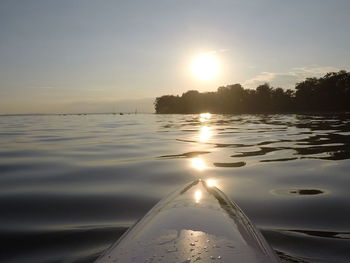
191, 53, 220, 81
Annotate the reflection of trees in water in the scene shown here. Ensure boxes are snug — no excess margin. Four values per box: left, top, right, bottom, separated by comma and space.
155, 70, 350, 114
293, 115, 350, 160
158, 114, 350, 164
243, 115, 350, 161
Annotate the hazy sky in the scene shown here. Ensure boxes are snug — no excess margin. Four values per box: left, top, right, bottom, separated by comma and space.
1, 0, 350, 113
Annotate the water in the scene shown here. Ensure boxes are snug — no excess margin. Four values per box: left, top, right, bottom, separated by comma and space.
0, 113, 350, 263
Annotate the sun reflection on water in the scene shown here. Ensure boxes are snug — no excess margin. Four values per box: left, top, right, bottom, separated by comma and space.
206, 179, 217, 187
199, 126, 212, 142
191, 157, 206, 171
199, 112, 211, 122
194, 190, 202, 203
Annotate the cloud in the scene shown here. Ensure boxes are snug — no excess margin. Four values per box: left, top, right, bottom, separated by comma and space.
287, 66, 341, 80
244, 65, 344, 89
244, 72, 277, 86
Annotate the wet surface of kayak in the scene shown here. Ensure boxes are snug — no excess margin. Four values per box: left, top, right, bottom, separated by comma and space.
96, 180, 280, 262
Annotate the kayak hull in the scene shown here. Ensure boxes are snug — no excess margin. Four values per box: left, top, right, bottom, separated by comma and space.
96, 180, 280, 262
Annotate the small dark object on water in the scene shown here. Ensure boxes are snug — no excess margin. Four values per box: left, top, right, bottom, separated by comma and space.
213, 161, 246, 168
290, 189, 323, 195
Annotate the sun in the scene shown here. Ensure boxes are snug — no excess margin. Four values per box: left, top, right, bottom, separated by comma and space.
191, 53, 220, 80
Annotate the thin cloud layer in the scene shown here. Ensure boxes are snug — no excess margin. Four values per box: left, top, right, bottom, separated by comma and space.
244, 65, 343, 89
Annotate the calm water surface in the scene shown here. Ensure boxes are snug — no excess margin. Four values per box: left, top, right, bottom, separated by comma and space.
1, 114, 350, 263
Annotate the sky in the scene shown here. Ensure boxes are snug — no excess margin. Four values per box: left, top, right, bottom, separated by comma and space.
1, 0, 350, 114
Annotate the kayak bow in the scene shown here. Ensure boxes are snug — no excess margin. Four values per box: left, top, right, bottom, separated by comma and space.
96, 179, 280, 262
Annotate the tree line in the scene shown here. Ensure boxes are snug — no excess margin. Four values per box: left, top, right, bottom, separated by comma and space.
154, 70, 350, 114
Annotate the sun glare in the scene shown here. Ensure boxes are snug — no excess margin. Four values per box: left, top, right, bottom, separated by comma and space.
206, 179, 217, 187
191, 53, 220, 80
191, 157, 206, 171
194, 190, 202, 203
199, 126, 212, 142
199, 112, 211, 122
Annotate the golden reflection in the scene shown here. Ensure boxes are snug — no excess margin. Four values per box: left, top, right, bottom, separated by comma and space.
191, 157, 206, 171
206, 179, 217, 187
199, 112, 211, 122
194, 190, 202, 203
199, 126, 212, 142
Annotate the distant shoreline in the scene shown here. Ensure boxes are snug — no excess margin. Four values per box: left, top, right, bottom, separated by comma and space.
0, 112, 153, 117
2, 111, 350, 118
154, 111, 350, 115
154, 70, 350, 114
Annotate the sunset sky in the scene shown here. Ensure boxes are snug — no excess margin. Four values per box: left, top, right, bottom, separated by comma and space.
1, 0, 350, 114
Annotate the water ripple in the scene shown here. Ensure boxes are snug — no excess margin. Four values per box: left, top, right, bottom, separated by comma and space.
1, 113, 350, 262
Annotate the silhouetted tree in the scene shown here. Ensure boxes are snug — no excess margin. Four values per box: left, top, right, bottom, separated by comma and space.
216, 84, 245, 113
271, 88, 294, 112
154, 70, 350, 113
154, 95, 181, 113
295, 77, 320, 110
181, 90, 201, 113
255, 83, 273, 112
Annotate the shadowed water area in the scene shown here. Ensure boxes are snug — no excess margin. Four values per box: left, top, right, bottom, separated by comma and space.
0, 113, 350, 262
